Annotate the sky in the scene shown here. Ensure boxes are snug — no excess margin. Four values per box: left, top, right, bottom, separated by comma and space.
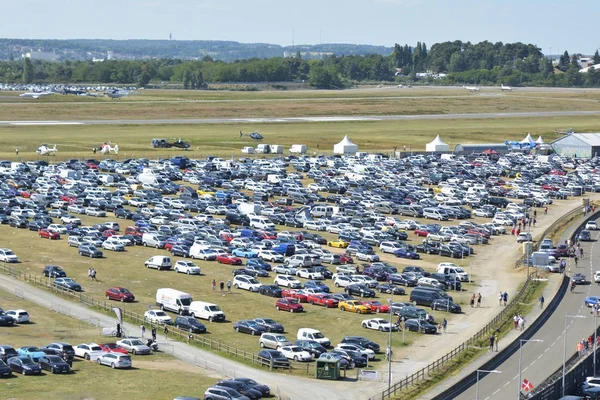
1, 0, 598, 54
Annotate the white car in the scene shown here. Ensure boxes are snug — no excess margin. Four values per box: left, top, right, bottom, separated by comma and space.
272, 265, 297, 275
350, 275, 378, 288
362, 318, 399, 332
144, 310, 172, 325
61, 215, 82, 225
296, 268, 324, 280
107, 235, 132, 246
85, 207, 106, 217
96, 352, 132, 369
174, 261, 201, 275
333, 275, 354, 288
379, 241, 402, 253
0, 248, 18, 263
150, 216, 171, 225
47, 224, 68, 234
279, 345, 313, 362
335, 343, 375, 359
233, 275, 262, 292
586, 221, 598, 230
274, 275, 302, 288
259, 250, 284, 263
102, 239, 125, 251
303, 221, 327, 231
356, 250, 379, 262
74, 343, 105, 360
128, 198, 147, 207
5, 309, 29, 323
595, 271, 600, 283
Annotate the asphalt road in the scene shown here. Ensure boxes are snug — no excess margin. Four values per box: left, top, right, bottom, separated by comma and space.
1, 110, 600, 126
456, 217, 600, 400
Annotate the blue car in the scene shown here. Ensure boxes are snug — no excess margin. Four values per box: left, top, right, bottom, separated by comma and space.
393, 248, 421, 260
16, 346, 45, 362
585, 296, 600, 308
247, 258, 272, 271
304, 280, 330, 293
232, 248, 259, 258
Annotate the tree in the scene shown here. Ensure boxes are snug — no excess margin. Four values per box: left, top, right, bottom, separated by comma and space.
22, 57, 33, 83
136, 70, 151, 88
594, 50, 600, 65
182, 70, 191, 89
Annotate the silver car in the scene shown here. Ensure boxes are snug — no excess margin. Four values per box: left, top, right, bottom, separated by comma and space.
203, 386, 250, 400
96, 353, 132, 369
115, 338, 151, 355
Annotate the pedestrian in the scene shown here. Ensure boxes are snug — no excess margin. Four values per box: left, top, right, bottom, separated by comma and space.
528, 219, 532, 227
533, 210, 537, 218
511, 226, 515, 235
477, 293, 482, 308
116, 323, 121, 338
516, 228, 521, 236
93, 147, 97, 154
164, 325, 169, 339
385, 346, 392, 361
141, 324, 146, 338
544, 206, 548, 215
539, 294, 544, 309
577, 341, 585, 355
15, 148, 18, 155
151, 327, 157, 342
575, 255, 578, 266
442, 318, 447, 333
494, 333, 499, 352
88, 268, 92, 280
227, 279, 231, 292
489, 334, 495, 351
514, 315, 519, 329
91, 268, 97, 281
583, 207, 587, 216
470, 294, 475, 308
533, 218, 536, 226
212, 279, 216, 292
520, 316, 526, 331
503, 291, 508, 306
499, 292, 504, 306
220, 281, 224, 293
593, 205, 596, 213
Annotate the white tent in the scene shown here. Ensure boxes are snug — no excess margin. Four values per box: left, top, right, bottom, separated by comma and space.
333, 135, 358, 155
535, 136, 545, 144
520, 133, 535, 144
426, 135, 450, 152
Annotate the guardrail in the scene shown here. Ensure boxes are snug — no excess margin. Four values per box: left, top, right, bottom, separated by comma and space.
370, 205, 584, 400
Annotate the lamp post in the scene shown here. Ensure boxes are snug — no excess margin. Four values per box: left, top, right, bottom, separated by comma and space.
388, 294, 394, 389
518, 339, 543, 399
476, 369, 501, 400
563, 315, 586, 397
595, 309, 598, 376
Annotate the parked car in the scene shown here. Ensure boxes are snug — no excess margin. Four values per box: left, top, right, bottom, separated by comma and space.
233, 320, 267, 336
361, 318, 399, 332
174, 260, 201, 275
275, 298, 304, 313
105, 287, 135, 302
78, 244, 103, 258
0, 248, 18, 263
53, 277, 82, 292
0, 359, 12, 377
16, 346, 45, 362
5, 309, 29, 323
96, 352, 132, 369
38, 355, 71, 373
253, 318, 284, 333
7, 356, 42, 375
116, 338, 152, 355
43, 265, 66, 278
256, 349, 290, 368
175, 316, 207, 333
74, 343, 105, 360
144, 310, 173, 325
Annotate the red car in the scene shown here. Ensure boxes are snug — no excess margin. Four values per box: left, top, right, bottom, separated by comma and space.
216, 254, 243, 265
281, 289, 309, 303
105, 287, 135, 302
102, 230, 117, 238
275, 298, 304, 313
414, 229, 430, 237
542, 183, 559, 191
340, 254, 354, 264
18, 190, 31, 198
362, 300, 390, 313
99, 343, 128, 354
39, 229, 60, 240
125, 226, 143, 237
307, 293, 338, 308
259, 231, 277, 240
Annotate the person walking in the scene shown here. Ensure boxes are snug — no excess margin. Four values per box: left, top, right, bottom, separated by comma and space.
539, 294, 545, 309
477, 293, 482, 308
442, 318, 447, 333
489, 334, 495, 351
140, 324, 146, 338
494, 333, 499, 352
575, 255, 578, 267
91, 268, 97, 281
226, 280, 231, 293
544, 206, 548, 215
499, 292, 503, 306
385, 346, 392, 361
503, 291, 508, 306
470, 294, 475, 308
151, 327, 157, 342
513, 315, 519, 329
219, 281, 225, 293
212, 279, 216, 292
163, 325, 169, 339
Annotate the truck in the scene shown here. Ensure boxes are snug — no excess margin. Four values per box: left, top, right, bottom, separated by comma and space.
156, 288, 193, 315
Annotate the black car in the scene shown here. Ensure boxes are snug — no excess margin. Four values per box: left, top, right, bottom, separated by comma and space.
53, 277, 83, 292
300, 232, 327, 244
404, 319, 438, 334
175, 316, 207, 334
257, 349, 290, 368
331, 293, 356, 302
431, 298, 462, 313
388, 273, 417, 286
332, 349, 368, 368
43, 265, 66, 278
41, 342, 76, 358
232, 378, 270, 397
403, 266, 430, 277
439, 245, 462, 258
375, 283, 406, 295
311, 266, 333, 279
0, 312, 15, 326
0, 359, 12, 377
233, 320, 267, 336
170, 245, 191, 257
254, 318, 284, 333
345, 284, 376, 298
0, 345, 18, 362
430, 273, 462, 291
122, 234, 142, 245
8, 216, 27, 228
114, 208, 133, 219
215, 380, 263, 399
38, 355, 71, 373
78, 244, 103, 258
295, 339, 327, 357
258, 285, 282, 298
7, 356, 42, 375
340, 336, 380, 353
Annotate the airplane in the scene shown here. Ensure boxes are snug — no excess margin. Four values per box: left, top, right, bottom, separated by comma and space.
106, 89, 130, 99
240, 130, 263, 140
504, 140, 536, 150
500, 84, 513, 92
36, 144, 58, 156
100, 143, 119, 154
19, 92, 52, 99
463, 85, 480, 92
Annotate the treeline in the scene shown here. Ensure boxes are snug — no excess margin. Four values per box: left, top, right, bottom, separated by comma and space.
2, 41, 600, 88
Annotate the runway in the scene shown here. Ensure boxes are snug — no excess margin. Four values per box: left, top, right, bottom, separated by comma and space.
1, 110, 599, 126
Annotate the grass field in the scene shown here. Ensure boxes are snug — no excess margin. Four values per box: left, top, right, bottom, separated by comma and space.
0, 291, 217, 400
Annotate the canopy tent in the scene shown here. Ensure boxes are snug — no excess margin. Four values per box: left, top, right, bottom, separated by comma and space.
520, 133, 535, 144
535, 136, 545, 144
426, 135, 450, 152
333, 135, 358, 154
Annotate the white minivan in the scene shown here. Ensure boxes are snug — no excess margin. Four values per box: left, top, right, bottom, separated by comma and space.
188, 301, 226, 322
156, 288, 193, 315
145, 256, 172, 270
297, 328, 331, 347
249, 216, 275, 230
437, 263, 469, 282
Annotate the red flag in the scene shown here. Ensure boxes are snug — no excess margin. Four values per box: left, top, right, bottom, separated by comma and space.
522, 379, 534, 392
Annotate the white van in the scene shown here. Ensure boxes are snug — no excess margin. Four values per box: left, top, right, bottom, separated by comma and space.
297, 328, 330, 347
142, 233, 166, 248
311, 205, 334, 218
144, 256, 172, 270
423, 207, 449, 221
436, 263, 469, 282
156, 288, 193, 315
249, 216, 275, 230
189, 301, 226, 322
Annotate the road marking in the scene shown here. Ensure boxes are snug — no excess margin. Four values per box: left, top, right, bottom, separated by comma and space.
8, 121, 84, 125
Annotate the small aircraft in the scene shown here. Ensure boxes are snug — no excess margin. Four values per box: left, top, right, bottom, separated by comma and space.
463, 85, 480, 92
36, 144, 58, 155
500, 84, 513, 92
100, 143, 119, 154
19, 92, 52, 99
504, 140, 537, 150
106, 89, 129, 99
240, 130, 263, 140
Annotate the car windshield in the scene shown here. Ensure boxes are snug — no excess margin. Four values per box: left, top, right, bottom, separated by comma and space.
155, 311, 168, 317
262, 319, 276, 324
90, 346, 102, 351
20, 357, 35, 365
246, 321, 259, 327
455, 268, 465, 273
46, 355, 63, 362
275, 335, 287, 341
313, 332, 324, 339
119, 288, 131, 293
3, 250, 14, 255
129, 340, 144, 346
208, 306, 221, 311
248, 278, 259, 284
24, 346, 39, 352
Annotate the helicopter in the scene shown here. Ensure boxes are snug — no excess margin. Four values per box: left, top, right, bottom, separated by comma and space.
240, 130, 263, 140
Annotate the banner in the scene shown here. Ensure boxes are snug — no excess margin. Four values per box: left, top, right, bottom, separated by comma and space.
521, 378, 534, 392
112, 307, 123, 325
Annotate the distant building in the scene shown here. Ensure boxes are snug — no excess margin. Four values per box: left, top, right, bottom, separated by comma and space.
551, 132, 600, 158
22, 51, 59, 62
453, 143, 508, 154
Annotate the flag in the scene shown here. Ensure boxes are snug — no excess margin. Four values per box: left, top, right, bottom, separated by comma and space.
522, 379, 534, 392
112, 307, 123, 325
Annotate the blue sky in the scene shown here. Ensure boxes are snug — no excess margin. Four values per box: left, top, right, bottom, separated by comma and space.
2, 0, 598, 54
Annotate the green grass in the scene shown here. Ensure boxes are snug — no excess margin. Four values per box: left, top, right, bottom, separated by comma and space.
0, 292, 217, 400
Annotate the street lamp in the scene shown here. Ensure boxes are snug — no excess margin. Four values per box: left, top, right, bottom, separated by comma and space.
519, 339, 543, 399
563, 315, 586, 397
594, 309, 598, 376
476, 369, 501, 400
387, 295, 394, 389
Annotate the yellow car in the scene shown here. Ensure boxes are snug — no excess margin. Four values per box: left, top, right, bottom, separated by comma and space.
328, 240, 349, 248
339, 300, 371, 314
196, 189, 215, 196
